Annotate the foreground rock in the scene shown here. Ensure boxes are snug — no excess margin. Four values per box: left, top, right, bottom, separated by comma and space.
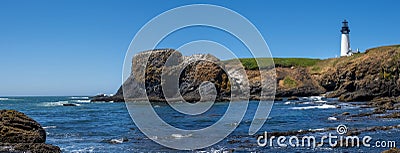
382, 148, 400, 153
0, 110, 61, 153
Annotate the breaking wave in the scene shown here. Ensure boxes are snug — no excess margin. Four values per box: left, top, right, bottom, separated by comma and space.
290, 104, 337, 110
70, 96, 89, 99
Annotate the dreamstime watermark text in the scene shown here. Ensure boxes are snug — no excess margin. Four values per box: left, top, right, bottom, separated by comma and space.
257, 124, 396, 148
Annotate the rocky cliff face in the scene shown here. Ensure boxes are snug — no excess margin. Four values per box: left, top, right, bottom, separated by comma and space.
0, 110, 61, 153
319, 45, 400, 101
93, 49, 322, 102
120, 49, 231, 102
275, 67, 326, 97
92, 45, 400, 102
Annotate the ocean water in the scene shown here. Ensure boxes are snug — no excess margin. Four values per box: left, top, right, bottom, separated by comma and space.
0, 96, 399, 152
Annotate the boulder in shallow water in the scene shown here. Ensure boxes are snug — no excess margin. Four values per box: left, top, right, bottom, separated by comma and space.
102, 137, 129, 144
62, 103, 78, 106
0, 110, 46, 143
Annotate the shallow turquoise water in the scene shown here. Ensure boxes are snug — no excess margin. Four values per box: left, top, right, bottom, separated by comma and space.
0, 96, 399, 152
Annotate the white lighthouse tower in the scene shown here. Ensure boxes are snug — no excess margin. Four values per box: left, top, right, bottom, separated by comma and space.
340, 20, 352, 56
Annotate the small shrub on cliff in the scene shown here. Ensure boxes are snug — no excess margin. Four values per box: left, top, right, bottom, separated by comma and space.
282, 76, 298, 88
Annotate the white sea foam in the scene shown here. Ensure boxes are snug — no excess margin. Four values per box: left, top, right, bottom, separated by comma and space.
68, 146, 95, 153
328, 117, 338, 121
227, 122, 239, 126
171, 133, 192, 139
297, 101, 327, 105
255, 117, 272, 120
310, 128, 325, 132
196, 147, 227, 153
338, 103, 359, 109
310, 96, 323, 101
150, 136, 158, 140
41, 101, 68, 107
70, 96, 89, 99
299, 96, 326, 102
74, 100, 91, 103
109, 138, 125, 144
71, 103, 81, 106
40, 101, 82, 107
110, 139, 123, 144
43, 126, 57, 129
0, 98, 20, 101
284, 101, 291, 105
299, 97, 309, 101
291, 104, 337, 110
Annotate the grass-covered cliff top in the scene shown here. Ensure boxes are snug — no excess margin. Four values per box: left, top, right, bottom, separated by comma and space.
224, 58, 321, 70
225, 44, 400, 72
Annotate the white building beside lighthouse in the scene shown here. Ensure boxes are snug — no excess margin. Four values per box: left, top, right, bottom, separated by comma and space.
341, 20, 352, 56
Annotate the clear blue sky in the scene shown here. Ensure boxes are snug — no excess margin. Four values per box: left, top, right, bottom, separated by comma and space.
0, 0, 399, 96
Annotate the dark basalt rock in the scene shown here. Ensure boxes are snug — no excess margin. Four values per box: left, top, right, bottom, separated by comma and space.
91, 88, 125, 102
341, 112, 350, 115
0, 143, 62, 153
0, 110, 61, 153
123, 49, 231, 102
382, 147, 400, 153
0, 110, 46, 143
320, 45, 400, 102
287, 96, 299, 101
62, 103, 78, 106
92, 49, 234, 102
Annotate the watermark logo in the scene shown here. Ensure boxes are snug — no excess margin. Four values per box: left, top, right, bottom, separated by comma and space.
336, 124, 347, 135
122, 4, 275, 150
257, 124, 396, 149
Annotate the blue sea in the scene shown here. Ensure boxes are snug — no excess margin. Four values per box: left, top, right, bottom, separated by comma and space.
0, 96, 399, 152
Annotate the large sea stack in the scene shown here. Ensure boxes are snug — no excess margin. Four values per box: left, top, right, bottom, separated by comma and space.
122, 49, 232, 102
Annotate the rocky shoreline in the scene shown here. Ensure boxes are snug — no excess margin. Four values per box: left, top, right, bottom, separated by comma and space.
92, 45, 400, 103
0, 110, 61, 153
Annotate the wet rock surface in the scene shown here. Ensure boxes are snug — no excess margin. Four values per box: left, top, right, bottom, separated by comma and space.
382, 148, 400, 153
0, 110, 61, 153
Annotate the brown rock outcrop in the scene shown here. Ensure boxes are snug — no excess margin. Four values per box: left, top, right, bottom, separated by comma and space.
320, 45, 400, 101
0, 110, 61, 153
120, 49, 231, 102
92, 45, 400, 103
